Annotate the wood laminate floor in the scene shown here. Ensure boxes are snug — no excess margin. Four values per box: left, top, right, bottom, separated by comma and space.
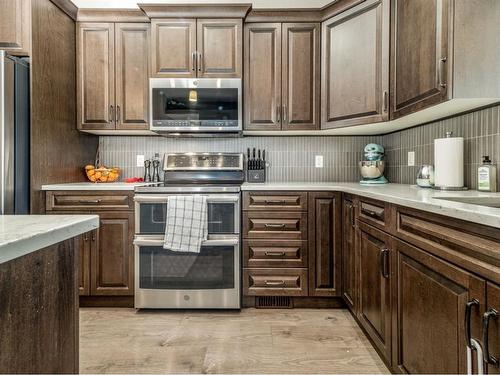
80, 308, 389, 374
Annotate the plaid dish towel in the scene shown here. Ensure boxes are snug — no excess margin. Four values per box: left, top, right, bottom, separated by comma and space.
163, 195, 208, 253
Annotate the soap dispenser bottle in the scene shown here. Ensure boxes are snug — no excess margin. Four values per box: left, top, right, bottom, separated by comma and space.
478, 156, 497, 192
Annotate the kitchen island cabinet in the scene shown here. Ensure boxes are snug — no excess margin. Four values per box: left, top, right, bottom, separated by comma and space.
0, 215, 97, 374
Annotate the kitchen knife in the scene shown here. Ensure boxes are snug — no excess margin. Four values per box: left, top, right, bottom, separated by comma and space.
252, 148, 256, 170
258, 149, 261, 170
262, 150, 265, 170
247, 148, 251, 170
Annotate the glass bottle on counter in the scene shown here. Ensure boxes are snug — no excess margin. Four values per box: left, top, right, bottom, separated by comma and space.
478, 156, 497, 192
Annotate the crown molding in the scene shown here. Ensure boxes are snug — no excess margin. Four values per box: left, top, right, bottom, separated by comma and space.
50, 0, 78, 20
77, 8, 149, 22
138, 3, 252, 19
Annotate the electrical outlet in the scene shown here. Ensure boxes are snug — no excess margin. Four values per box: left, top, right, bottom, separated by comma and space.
315, 155, 324, 168
136, 154, 145, 167
407, 151, 415, 166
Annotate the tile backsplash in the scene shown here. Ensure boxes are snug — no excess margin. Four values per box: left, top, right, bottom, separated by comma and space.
385, 105, 500, 189
99, 105, 500, 188
99, 135, 383, 183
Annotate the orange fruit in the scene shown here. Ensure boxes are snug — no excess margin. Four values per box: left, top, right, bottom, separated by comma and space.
87, 169, 95, 176
85, 165, 95, 170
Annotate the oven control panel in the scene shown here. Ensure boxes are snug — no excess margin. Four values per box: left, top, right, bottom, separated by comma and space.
164, 153, 244, 171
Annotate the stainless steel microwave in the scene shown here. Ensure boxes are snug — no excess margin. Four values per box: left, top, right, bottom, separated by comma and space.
150, 78, 242, 135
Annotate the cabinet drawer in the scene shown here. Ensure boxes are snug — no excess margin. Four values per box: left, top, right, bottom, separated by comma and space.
395, 206, 500, 284
243, 192, 307, 211
243, 240, 308, 268
243, 268, 308, 296
46, 191, 133, 211
243, 211, 308, 239
358, 197, 387, 229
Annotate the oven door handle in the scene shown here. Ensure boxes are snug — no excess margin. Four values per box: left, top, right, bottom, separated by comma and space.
134, 194, 240, 203
134, 237, 239, 247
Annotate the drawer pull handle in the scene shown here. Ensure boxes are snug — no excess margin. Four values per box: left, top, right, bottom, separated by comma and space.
265, 251, 286, 257
265, 199, 286, 204
465, 299, 479, 349
363, 209, 381, 218
78, 199, 102, 204
264, 223, 286, 229
265, 280, 285, 286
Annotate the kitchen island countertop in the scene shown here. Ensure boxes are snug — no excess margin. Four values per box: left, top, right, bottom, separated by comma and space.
0, 215, 99, 264
241, 182, 500, 229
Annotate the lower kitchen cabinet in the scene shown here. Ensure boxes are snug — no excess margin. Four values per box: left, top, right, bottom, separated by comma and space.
308, 192, 342, 297
393, 238, 486, 374
485, 283, 500, 374
342, 195, 357, 312
90, 211, 134, 296
45, 191, 135, 302
357, 221, 392, 366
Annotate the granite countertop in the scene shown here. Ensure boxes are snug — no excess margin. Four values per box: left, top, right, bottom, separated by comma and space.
0, 215, 99, 264
241, 182, 500, 229
41, 182, 158, 191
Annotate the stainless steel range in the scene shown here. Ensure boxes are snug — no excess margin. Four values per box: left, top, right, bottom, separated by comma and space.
134, 153, 244, 309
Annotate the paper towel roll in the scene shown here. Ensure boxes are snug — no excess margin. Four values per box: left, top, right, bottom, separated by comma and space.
434, 135, 464, 188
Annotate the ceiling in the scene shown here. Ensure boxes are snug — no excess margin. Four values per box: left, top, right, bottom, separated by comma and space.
70, 0, 334, 9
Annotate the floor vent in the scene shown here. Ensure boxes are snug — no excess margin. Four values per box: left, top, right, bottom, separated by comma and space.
255, 296, 293, 309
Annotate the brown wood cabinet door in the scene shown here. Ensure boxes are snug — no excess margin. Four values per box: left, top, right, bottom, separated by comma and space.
357, 222, 392, 365
197, 19, 242, 78
151, 19, 196, 78
391, 0, 452, 119
485, 283, 500, 374
321, 0, 389, 129
90, 211, 134, 296
244, 23, 282, 130
281, 23, 320, 130
342, 197, 357, 312
77, 23, 115, 130
115, 23, 150, 130
308, 192, 342, 297
75, 233, 91, 296
0, 0, 23, 49
394, 238, 486, 374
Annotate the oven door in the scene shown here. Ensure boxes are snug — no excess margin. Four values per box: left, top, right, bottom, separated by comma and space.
150, 78, 242, 133
134, 236, 240, 309
134, 194, 240, 236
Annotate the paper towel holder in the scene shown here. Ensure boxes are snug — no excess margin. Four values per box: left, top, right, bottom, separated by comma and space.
432, 130, 468, 191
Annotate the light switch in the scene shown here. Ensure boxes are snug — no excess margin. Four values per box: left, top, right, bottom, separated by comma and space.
408, 151, 415, 166
315, 155, 324, 168
137, 154, 145, 167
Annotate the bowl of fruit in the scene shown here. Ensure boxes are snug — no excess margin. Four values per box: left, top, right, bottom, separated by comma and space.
85, 165, 120, 183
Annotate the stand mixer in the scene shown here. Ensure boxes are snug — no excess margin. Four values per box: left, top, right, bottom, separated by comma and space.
359, 143, 388, 185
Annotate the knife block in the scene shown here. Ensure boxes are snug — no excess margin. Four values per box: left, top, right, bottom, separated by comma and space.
247, 168, 266, 183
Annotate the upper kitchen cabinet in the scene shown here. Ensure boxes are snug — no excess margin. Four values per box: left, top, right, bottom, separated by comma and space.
245, 22, 320, 131
391, 0, 450, 119
151, 19, 196, 78
77, 23, 115, 131
197, 19, 242, 78
115, 23, 150, 130
244, 23, 281, 131
391, 0, 500, 120
0, 0, 31, 56
322, 0, 389, 129
77, 22, 150, 132
150, 18, 242, 78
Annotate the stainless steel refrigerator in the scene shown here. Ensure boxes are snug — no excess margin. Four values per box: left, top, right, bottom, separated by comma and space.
0, 51, 30, 214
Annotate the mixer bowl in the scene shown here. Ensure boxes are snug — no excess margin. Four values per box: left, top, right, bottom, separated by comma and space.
359, 160, 385, 179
